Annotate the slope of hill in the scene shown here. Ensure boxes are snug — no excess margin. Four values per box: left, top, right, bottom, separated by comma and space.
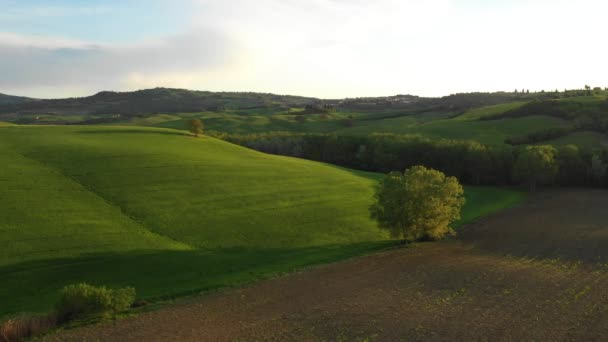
0, 93, 34, 105
0, 88, 318, 116
0, 125, 523, 317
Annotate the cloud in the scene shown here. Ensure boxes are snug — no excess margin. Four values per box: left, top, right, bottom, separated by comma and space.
0, 28, 241, 97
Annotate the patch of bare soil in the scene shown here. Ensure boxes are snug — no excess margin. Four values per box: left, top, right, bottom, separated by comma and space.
460, 189, 608, 263
49, 189, 608, 341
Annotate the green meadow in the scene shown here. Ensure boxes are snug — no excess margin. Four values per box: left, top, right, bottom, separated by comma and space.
0, 125, 523, 317
117, 107, 568, 146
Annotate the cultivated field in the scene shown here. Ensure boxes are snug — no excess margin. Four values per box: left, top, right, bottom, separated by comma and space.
51, 189, 608, 341
0, 125, 520, 317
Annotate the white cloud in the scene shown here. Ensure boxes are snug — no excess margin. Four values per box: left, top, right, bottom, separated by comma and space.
0, 28, 241, 97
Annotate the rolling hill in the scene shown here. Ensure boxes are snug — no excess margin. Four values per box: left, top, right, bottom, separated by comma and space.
2, 88, 607, 148
0, 125, 523, 317
0, 88, 318, 116
0, 93, 34, 105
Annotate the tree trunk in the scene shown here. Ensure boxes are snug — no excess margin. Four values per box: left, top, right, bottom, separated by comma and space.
529, 180, 537, 192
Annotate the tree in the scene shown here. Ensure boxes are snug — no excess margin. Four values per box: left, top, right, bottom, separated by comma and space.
370, 165, 465, 243
556, 145, 586, 186
589, 154, 607, 185
464, 143, 491, 185
187, 119, 204, 137
512, 145, 558, 191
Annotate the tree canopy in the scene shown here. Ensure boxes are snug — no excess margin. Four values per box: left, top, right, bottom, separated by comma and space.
187, 119, 204, 137
512, 145, 558, 191
370, 165, 465, 242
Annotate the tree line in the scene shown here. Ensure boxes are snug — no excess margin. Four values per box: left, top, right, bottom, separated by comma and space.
208, 131, 608, 189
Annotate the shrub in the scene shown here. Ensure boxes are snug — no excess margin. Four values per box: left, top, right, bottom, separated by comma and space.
56, 283, 136, 322
0, 314, 57, 342
111, 287, 137, 313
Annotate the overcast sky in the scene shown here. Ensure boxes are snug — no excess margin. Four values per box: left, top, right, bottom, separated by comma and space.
1, 0, 607, 99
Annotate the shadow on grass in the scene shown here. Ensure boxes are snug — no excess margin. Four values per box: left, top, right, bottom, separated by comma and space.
0, 241, 397, 318
76, 129, 187, 136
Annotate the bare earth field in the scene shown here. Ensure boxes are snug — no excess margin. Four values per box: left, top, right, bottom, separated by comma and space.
50, 189, 608, 341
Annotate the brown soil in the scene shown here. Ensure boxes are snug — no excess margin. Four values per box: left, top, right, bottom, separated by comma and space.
49, 189, 608, 341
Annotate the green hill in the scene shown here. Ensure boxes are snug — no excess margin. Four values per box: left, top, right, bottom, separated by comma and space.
0, 93, 34, 105
3, 88, 607, 148
0, 125, 523, 316
110, 95, 607, 146
0, 88, 317, 116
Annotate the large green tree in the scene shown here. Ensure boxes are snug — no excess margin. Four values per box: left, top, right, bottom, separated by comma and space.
370, 165, 465, 242
512, 145, 558, 191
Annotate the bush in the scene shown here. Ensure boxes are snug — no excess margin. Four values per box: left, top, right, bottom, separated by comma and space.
111, 287, 137, 312
0, 314, 57, 342
56, 283, 135, 322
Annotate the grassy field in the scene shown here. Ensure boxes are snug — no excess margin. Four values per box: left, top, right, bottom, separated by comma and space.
335, 115, 568, 144
119, 107, 570, 146
0, 125, 524, 317
124, 111, 351, 134
543, 131, 608, 148
454, 101, 528, 120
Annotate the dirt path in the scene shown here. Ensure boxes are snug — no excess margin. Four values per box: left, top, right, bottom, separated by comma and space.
50, 189, 608, 341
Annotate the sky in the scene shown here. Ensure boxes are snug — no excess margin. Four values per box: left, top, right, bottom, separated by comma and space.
1, 0, 607, 99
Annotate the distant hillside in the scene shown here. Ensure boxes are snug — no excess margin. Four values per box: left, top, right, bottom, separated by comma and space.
0, 93, 35, 105
2, 87, 607, 148
0, 88, 556, 117
0, 88, 319, 115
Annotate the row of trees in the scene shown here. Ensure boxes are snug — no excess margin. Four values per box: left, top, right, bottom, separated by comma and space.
209, 131, 608, 189
513, 86, 606, 97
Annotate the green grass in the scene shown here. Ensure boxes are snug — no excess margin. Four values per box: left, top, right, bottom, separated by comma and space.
455, 186, 525, 227
120, 102, 568, 145
455, 102, 528, 120
336, 115, 567, 145
0, 125, 525, 317
121, 111, 351, 134
106, 98, 582, 146
544, 131, 608, 149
